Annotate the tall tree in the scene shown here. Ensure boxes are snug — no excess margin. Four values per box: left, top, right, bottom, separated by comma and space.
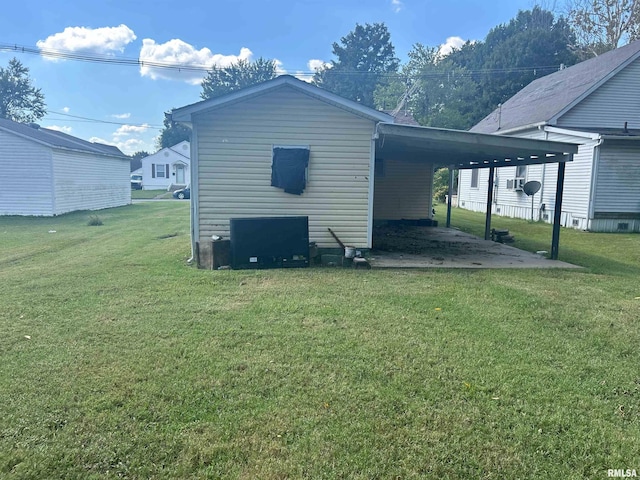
201, 58, 278, 100
447, 6, 578, 125
375, 44, 479, 129
0, 58, 46, 123
157, 112, 191, 150
566, 0, 640, 57
314, 23, 399, 108
129, 150, 150, 172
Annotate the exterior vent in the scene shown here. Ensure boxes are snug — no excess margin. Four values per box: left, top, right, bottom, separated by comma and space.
496, 207, 501, 213
618, 222, 629, 231
543, 214, 549, 221
572, 219, 580, 226
506, 179, 514, 189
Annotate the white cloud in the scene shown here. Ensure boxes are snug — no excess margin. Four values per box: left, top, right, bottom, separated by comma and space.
90, 123, 155, 155
438, 36, 466, 57
139, 38, 253, 84
45, 125, 72, 134
308, 59, 331, 72
274, 58, 286, 76
391, 0, 403, 13
111, 112, 131, 119
113, 123, 150, 138
90, 135, 150, 155
37, 25, 136, 60
62, 107, 70, 113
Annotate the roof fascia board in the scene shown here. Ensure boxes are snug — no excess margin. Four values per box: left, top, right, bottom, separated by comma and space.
0, 125, 126, 159
377, 122, 578, 154
600, 135, 640, 141
172, 76, 392, 124
549, 51, 640, 124
543, 125, 601, 140
488, 122, 547, 135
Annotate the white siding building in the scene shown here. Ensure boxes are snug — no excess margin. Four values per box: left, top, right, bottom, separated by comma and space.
459, 40, 640, 232
140, 141, 190, 190
0, 119, 130, 216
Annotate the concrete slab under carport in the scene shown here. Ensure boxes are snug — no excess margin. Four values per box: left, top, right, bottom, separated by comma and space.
369, 226, 580, 269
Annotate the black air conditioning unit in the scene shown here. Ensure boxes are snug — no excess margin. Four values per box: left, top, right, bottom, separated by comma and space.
230, 216, 310, 269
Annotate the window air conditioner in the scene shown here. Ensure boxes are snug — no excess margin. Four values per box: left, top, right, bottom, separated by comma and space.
514, 178, 525, 191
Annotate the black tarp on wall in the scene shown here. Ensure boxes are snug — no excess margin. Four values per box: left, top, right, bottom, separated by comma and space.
271, 147, 310, 195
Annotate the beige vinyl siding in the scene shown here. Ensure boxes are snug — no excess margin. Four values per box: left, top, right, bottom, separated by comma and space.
558, 58, 640, 130
0, 130, 54, 216
194, 86, 375, 248
373, 159, 433, 220
593, 144, 640, 214
52, 150, 131, 215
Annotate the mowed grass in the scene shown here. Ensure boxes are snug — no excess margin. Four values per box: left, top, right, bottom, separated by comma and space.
130, 189, 171, 200
1, 203, 639, 479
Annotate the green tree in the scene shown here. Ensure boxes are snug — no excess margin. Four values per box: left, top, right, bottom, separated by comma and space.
0, 58, 46, 123
201, 58, 278, 100
129, 150, 149, 172
566, 0, 640, 57
314, 23, 399, 108
447, 6, 578, 125
432, 167, 458, 203
157, 112, 191, 150
374, 44, 478, 129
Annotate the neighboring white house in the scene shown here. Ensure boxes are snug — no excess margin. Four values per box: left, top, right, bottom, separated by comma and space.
0, 118, 130, 216
172, 75, 577, 268
141, 141, 190, 190
459, 40, 640, 232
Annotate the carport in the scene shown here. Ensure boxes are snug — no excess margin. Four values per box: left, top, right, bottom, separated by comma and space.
374, 123, 579, 260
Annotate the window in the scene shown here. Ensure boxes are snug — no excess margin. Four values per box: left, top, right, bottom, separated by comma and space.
470, 169, 479, 188
152, 164, 169, 178
516, 165, 527, 178
271, 146, 310, 195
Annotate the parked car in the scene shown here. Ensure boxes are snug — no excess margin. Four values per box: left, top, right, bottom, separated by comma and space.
130, 173, 143, 190
173, 186, 190, 199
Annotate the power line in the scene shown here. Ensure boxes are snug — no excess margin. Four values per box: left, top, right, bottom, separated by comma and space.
45, 110, 163, 128
1, 41, 567, 79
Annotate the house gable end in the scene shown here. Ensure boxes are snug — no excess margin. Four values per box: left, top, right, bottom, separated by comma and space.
555, 57, 640, 130
173, 75, 392, 125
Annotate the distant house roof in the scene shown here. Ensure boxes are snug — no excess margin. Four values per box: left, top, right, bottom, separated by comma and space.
471, 40, 640, 134
0, 118, 127, 158
172, 75, 394, 124
383, 110, 421, 126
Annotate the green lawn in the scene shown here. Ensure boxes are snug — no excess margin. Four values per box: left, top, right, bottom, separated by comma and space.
1, 204, 639, 479
130, 189, 171, 199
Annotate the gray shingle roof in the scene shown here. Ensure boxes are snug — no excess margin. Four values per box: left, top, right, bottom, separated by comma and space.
471, 40, 640, 134
0, 118, 127, 158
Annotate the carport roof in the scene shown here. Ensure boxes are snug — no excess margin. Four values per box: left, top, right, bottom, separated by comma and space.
375, 123, 578, 169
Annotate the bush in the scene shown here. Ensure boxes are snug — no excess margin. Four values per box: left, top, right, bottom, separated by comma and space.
87, 215, 103, 226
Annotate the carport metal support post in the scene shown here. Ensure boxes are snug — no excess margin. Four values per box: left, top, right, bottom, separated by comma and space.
484, 167, 495, 240
551, 161, 566, 260
446, 167, 454, 228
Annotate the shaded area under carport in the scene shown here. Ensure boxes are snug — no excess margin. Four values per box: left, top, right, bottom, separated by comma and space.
370, 225, 580, 269
374, 123, 579, 259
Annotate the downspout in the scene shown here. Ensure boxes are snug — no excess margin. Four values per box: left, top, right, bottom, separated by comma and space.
587, 135, 605, 230
368, 124, 377, 248
189, 124, 199, 263
539, 125, 547, 220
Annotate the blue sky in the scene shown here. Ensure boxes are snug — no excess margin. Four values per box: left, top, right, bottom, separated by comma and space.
1, 0, 536, 155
